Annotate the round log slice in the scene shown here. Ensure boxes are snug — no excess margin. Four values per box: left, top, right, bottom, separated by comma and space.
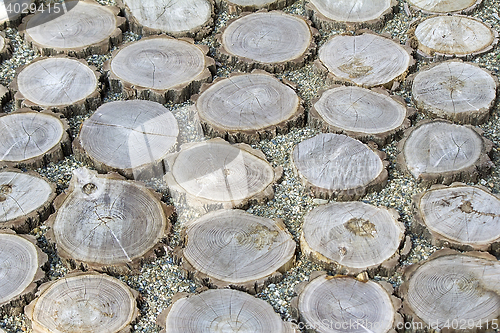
194, 71, 304, 144
411, 60, 498, 125
25, 271, 139, 333
306, 0, 397, 30
309, 86, 411, 146
20, 0, 125, 57
157, 288, 297, 333
12, 56, 101, 116
217, 11, 316, 73
0, 169, 56, 233
407, 0, 482, 14
117, 0, 213, 40
292, 273, 400, 333
400, 250, 500, 330
318, 32, 413, 88
397, 120, 493, 184
0, 109, 70, 169
165, 138, 282, 209
0, 31, 11, 61
179, 209, 295, 293
0, 0, 34, 28
73, 100, 179, 180
412, 15, 498, 59
0, 230, 47, 315
291, 133, 388, 200
301, 201, 404, 276
414, 183, 500, 254
215, 0, 294, 14
105, 35, 214, 104
45, 168, 172, 275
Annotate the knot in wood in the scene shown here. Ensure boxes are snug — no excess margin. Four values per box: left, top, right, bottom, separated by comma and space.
339, 58, 373, 78
82, 183, 97, 195
459, 200, 473, 213
0, 184, 12, 201
344, 218, 377, 237
236, 224, 279, 250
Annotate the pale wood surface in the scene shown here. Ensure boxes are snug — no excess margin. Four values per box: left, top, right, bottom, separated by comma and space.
118, 0, 213, 39
215, 0, 293, 14
74, 100, 179, 180
179, 209, 295, 293
400, 250, 500, 330
291, 133, 387, 200
195, 71, 303, 143
301, 202, 404, 275
0, 231, 47, 315
46, 168, 171, 274
318, 32, 413, 87
158, 289, 297, 333
309, 86, 411, 145
411, 60, 498, 124
218, 11, 315, 72
0, 0, 34, 28
21, 0, 125, 57
106, 35, 214, 104
165, 138, 281, 209
407, 0, 482, 13
12, 57, 101, 116
25, 271, 139, 333
0, 109, 70, 169
0, 169, 55, 233
413, 15, 498, 59
397, 120, 493, 184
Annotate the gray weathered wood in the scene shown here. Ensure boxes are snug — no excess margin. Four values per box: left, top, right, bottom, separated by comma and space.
165, 138, 282, 209
217, 11, 316, 73
0, 109, 70, 169
105, 35, 215, 104
397, 120, 493, 184
411, 15, 498, 59
317, 32, 413, 88
309, 86, 412, 146
117, 0, 213, 40
0, 0, 34, 28
0, 230, 47, 316
25, 271, 139, 333
301, 202, 405, 276
178, 209, 295, 293
20, 0, 125, 57
11, 56, 101, 116
407, 0, 482, 14
410, 60, 498, 125
0, 169, 55, 233
399, 250, 500, 331
194, 70, 304, 144
291, 133, 388, 200
0, 31, 10, 61
73, 100, 179, 180
45, 168, 172, 275
215, 0, 294, 14
157, 289, 297, 333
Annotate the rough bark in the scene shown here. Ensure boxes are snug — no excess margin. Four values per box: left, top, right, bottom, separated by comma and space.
0, 31, 11, 61
215, 0, 294, 14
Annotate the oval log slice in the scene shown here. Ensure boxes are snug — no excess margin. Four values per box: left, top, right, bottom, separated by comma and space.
0, 31, 11, 61
317, 32, 414, 88
0, 109, 70, 169
104, 35, 214, 104
0, 0, 34, 28
291, 133, 388, 200
215, 0, 294, 14
20, 0, 125, 57
301, 202, 405, 276
45, 168, 172, 275
407, 0, 482, 14
306, 0, 397, 30
117, 0, 213, 40
291, 272, 402, 333
0, 169, 56, 233
413, 183, 500, 254
397, 120, 493, 184
309, 86, 413, 146
25, 271, 139, 333
410, 60, 498, 125
73, 100, 179, 180
411, 15, 498, 59
178, 209, 295, 294
217, 11, 317, 73
399, 249, 500, 331
157, 288, 297, 333
0, 230, 47, 316
11, 56, 101, 116
194, 70, 304, 144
